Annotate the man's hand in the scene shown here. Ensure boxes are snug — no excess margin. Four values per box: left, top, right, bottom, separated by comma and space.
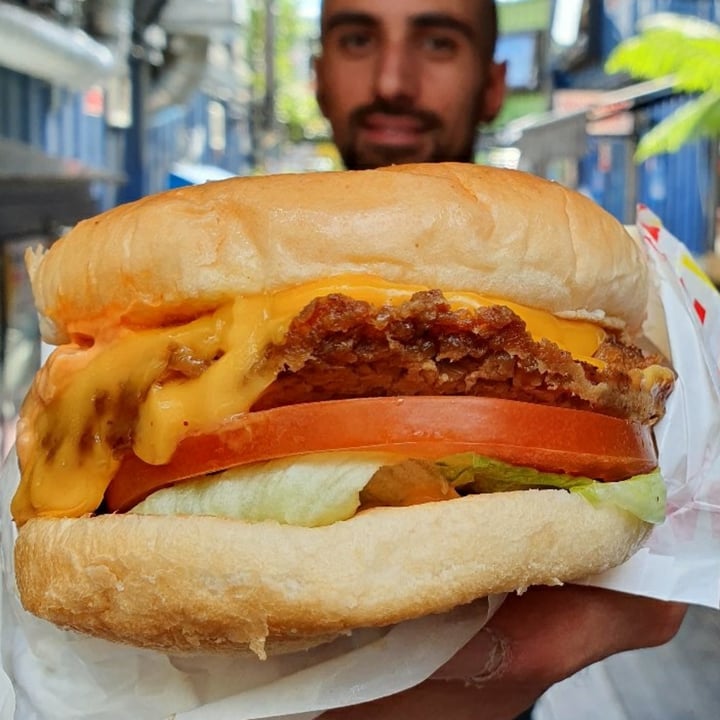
319, 586, 687, 720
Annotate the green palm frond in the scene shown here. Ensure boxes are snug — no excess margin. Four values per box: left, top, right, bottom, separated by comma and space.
604, 13, 720, 160
635, 90, 720, 161
606, 31, 720, 92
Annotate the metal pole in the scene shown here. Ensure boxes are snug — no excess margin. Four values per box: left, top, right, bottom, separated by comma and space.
263, 0, 276, 134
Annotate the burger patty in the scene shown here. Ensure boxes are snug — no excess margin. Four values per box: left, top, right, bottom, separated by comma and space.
252, 290, 674, 425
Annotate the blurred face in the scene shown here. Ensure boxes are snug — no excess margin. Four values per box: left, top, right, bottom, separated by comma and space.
315, 0, 505, 169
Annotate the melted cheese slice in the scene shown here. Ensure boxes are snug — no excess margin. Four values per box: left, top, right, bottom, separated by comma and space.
12, 275, 606, 524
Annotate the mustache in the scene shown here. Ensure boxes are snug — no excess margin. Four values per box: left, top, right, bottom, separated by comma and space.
349, 100, 442, 131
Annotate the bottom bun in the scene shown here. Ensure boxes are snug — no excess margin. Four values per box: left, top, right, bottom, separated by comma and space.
14, 490, 650, 658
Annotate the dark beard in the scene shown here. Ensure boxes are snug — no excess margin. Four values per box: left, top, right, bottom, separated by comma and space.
341, 143, 477, 170
338, 99, 476, 170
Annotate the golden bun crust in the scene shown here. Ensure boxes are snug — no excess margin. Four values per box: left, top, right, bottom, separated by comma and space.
15, 489, 650, 657
27, 163, 647, 344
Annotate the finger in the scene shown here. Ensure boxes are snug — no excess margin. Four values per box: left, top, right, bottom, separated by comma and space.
319, 587, 687, 720
318, 676, 535, 720
436, 586, 687, 688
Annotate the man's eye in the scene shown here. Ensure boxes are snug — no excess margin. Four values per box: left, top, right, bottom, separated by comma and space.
337, 30, 375, 56
420, 34, 461, 58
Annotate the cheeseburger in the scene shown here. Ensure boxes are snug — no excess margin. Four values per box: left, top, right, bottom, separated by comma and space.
12, 163, 674, 658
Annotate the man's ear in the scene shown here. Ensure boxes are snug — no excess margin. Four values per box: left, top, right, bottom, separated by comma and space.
477, 60, 507, 124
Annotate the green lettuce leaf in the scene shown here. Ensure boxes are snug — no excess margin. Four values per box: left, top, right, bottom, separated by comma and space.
570, 471, 666, 524
131, 451, 666, 527
130, 452, 397, 527
436, 453, 666, 524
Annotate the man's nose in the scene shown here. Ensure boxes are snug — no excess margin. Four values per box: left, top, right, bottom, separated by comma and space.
374, 43, 419, 102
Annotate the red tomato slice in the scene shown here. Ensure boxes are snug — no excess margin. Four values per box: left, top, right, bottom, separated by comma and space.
104, 397, 657, 513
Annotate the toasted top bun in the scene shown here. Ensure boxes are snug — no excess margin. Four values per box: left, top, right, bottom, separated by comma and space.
27, 163, 647, 345
15, 488, 650, 657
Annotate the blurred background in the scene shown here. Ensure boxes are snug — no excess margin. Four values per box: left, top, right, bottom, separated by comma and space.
1, 1, 718, 237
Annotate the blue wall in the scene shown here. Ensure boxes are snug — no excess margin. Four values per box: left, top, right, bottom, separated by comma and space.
580, 0, 720, 253
143, 93, 253, 200
636, 97, 715, 253
0, 66, 122, 211
0, 64, 253, 210
580, 95, 716, 254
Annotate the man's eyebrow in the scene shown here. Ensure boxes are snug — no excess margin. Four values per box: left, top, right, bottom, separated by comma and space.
410, 13, 477, 42
322, 11, 377, 37
321, 10, 477, 43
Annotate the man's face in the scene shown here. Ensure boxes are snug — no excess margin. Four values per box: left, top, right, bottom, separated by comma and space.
315, 0, 505, 169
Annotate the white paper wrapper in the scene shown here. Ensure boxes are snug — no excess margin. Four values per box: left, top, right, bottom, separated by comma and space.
1, 208, 719, 719
577, 208, 720, 607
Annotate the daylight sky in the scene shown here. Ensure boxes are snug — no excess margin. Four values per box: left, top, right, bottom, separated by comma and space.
298, 0, 320, 18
